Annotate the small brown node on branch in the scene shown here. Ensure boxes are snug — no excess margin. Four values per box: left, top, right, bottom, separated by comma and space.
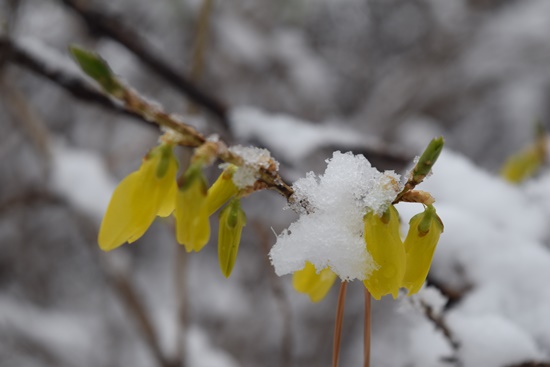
399, 190, 435, 205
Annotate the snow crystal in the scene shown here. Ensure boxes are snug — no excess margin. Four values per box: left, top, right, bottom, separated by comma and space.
269, 151, 402, 281
227, 145, 278, 189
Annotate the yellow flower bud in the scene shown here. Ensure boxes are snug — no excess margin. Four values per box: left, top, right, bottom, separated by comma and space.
218, 198, 246, 278
175, 164, 210, 252
402, 205, 443, 295
98, 143, 178, 251
205, 165, 239, 216
292, 262, 337, 303
363, 205, 405, 300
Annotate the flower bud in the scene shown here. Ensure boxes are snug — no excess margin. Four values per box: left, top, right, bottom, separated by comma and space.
402, 205, 443, 295
410, 137, 444, 185
292, 262, 337, 303
205, 165, 239, 216
175, 164, 210, 252
363, 205, 405, 300
218, 198, 246, 278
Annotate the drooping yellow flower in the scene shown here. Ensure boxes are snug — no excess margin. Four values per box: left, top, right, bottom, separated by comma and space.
98, 143, 178, 251
175, 164, 210, 252
402, 205, 443, 295
500, 144, 544, 184
205, 165, 239, 216
363, 205, 406, 300
218, 198, 246, 278
293, 262, 337, 302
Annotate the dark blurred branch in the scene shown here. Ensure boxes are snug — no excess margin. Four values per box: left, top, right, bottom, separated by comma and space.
59, 0, 229, 127
0, 76, 51, 159
418, 301, 460, 366
0, 36, 156, 125
106, 264, 179, 367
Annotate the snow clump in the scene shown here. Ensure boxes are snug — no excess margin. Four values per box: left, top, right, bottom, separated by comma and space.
269, 151, 402, 281
225, 145, 279, 189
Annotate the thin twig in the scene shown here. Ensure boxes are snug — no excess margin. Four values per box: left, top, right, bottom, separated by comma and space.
0, 36, 150, 124
0, 74, 51, 159
364, 288, 371, 367
187, 0, 213, 115
59, 0, 229, 127
419, 300, 460, 361
332, 281, 348, 367
104, 259, 178, 367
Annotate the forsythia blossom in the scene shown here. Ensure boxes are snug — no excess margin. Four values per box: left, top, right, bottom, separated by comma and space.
363, 205, 405, 300
175, 164, 211, 252
98, 143, 178, 251
270, 139, 444, 302
293, 262, 337, 302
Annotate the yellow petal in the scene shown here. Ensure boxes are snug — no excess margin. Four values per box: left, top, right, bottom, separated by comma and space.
500, 145, 543, 184
175, 166, 210, 252
156, 152, 179, 217
363, 206, 405, 300
205, 165, 238, 216
218, 198, 246, 278
98, 144, 179, 251
402, 206, 443, 295
293, 262, 337, 302
99, 160, 158, 250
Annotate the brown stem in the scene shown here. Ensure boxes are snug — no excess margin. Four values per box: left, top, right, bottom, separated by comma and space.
187, 0, 213, 112
0, 36, 150, 124
364, 288, 371, 367
332, 281, 348, 367
106, 261, 177, 367
59, 0, 229, 127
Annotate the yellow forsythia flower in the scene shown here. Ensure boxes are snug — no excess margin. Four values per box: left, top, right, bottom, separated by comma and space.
293, 262, 337, 303
363, 205, 406, 300
98, 143, 178, 251
402, 205, 443, 295
218, 198, 246, 278
205, 165, 239, 216
175, 164, 210, 252
500, 144, 544, 184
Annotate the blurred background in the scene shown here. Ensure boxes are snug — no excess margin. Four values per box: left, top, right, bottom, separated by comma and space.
1, 0, 550, 366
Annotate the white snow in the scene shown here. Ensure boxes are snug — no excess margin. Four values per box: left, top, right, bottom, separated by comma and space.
269, 151, 402, 280
186, 327, 240, 367
447, 314, 541, 367
227, 145, 278, 189
397, 149, 550, 363
230, 106, 380, 162
49, 141, 116, 220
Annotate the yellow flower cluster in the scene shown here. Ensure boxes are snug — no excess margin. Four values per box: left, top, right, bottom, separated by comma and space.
98, 143, 244, 277
293, 204, 443, 302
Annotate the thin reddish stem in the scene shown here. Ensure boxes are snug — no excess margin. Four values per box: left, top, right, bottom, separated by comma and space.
364, 288, 371, 367
332, 281, 348, 367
